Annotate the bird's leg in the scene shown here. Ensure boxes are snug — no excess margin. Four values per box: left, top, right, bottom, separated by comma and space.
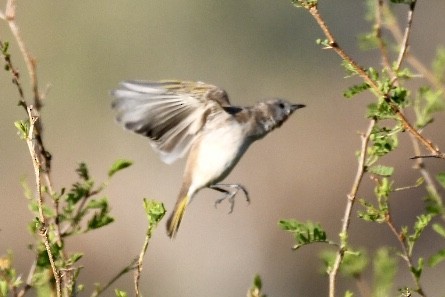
209, 184, 250, 213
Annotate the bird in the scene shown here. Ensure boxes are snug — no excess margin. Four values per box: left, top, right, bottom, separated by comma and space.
111, 80, 305, 238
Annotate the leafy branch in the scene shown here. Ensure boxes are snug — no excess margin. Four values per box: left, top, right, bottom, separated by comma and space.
283, 1, 445, 297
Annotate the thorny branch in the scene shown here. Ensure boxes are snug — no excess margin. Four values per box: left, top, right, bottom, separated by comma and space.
304, 2, 444, 160
1, 0, 62, 295
24, 106, 62, 297
328, 119, 376, 297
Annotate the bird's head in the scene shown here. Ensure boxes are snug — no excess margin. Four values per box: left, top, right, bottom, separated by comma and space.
256, 99, 305, 132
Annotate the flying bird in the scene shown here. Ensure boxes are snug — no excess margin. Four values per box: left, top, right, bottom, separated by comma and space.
111, 80, 305, 237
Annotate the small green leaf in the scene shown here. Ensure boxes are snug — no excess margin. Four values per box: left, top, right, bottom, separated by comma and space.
14, 120, 29, 139
407, 214, 432, 255
66, 253, 84, 266
358, 32, 378, 50
368, 165, 394, 177
87, 213, 114, 230
86, 197, 109, 209
358, 199, 386, 223
341, 249, 368, 278
253, 274, 262, 290
373, 248, 398, 297
316, 38, 330, 48
428, 248, 445, 267
115, 289, 128, 297
432, 223, 445, 238
143, 199, 166, 226
411, 257, 424, 279
108, 159, 133, 177
433, 47, 445, 82
344, 291, 354, 297
341, 60, 358, 77
344, 83, 370, 99
414, 87, 444, 128
279, 219, 328, 249
367, 67, 379, 81
0, 280, 8, 296
436, 172, 445, 189
76, 162, 90, 181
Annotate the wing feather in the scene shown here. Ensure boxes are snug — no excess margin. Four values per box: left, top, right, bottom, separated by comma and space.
111, 80, 229, 164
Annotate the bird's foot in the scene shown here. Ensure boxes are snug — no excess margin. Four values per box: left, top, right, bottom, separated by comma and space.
209, 183, 250, 213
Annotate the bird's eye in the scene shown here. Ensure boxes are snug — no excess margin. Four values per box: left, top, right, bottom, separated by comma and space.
278, 103, 285, 109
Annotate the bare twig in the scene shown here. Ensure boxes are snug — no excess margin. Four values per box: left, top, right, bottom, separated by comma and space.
25, 106, 61, 297
16, 260, 36, 297
409, 134, 444, 213
134, 233, 150, 297
91, 259, 138, 297
328, 119, 376, 297
394, 1, 417, 72
5, 0, 41, 109
375, 0, 397, 81
379, 1, 445, 93
2, 0, 64, 294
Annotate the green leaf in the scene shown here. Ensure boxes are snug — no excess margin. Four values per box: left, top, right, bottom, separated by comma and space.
0, 280, 8, 296
373, 248, 398, 297
143, 199, 166, 226
344, 83, 370, 99
66, 252, 83, 266
396, 67, 415, 79
279, 219, 328, 249
367, 67, 379, 81
66, 181, 93, 205
344, 291, 354, 297
358, 32, 378, 51
14, 120, 29, 139
390, 86, 408, 106
414, 87, 444, 128
87, 213, 114, 230
316, 38, 330, 48
87, 199, 114, 230
253, 274, 262, 290
115, 289, 128, 297
368, 165, 394, 177
86, 197, 109, 209
436, 172, 445, 189
411, 257, 424, 279
341, 250, 369, 278
108, 159, 133, 177
319, 249, 368, 278
432, 223, 445, 238
341, 60, 358, 77
428, 248, 445, 267
433, 47, 445, 82
368, 125, 399, 156
407, 214, 432, 256
76, 162, 90, 181
358, 199, 386, 223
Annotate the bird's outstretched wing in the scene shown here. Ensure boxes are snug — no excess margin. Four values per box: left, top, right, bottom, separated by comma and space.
111, 80, 231, 164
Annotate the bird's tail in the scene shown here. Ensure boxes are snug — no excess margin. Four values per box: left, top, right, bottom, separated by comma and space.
166, 193, 190, 238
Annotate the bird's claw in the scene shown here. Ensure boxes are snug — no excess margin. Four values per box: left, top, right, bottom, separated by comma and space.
210, 184, 250, 214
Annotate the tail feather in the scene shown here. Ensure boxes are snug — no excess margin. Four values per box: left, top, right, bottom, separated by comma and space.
166, 194, 190, 238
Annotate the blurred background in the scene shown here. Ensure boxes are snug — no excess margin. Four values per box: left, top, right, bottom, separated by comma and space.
1, 0, 445, 296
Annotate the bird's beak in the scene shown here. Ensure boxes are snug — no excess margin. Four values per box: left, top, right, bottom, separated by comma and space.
291, 104, 306, 112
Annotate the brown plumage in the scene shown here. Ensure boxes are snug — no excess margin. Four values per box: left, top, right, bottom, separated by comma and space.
112, 80, 305, 237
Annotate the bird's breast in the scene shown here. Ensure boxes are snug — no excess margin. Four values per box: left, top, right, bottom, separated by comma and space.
190, 120, 252, 188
